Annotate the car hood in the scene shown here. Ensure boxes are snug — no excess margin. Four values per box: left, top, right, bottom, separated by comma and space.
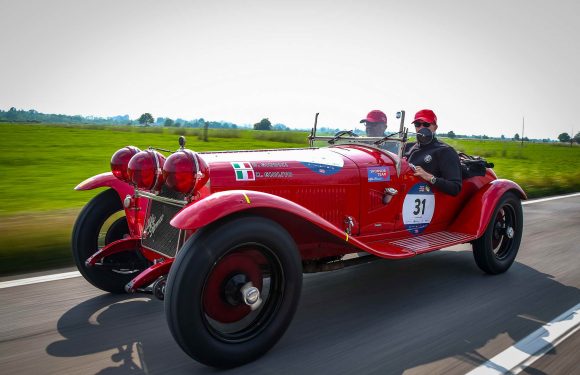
199, 147, 360, 189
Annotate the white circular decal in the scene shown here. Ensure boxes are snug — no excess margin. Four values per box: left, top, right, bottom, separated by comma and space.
402, 182, 435, 234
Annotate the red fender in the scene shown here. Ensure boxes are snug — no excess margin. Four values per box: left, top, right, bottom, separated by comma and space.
75, 172, 147, 237
85, 237, 141, 267
449, 179, 526, 238
75, 172, 133, 198
171, 190, 343, 231
125, 259, 173, 293
170, 190, 415, 260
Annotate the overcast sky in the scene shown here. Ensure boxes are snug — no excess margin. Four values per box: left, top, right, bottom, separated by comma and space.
1, 0, 578, 139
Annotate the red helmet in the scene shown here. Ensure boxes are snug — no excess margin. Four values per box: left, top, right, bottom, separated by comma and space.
360, 110, 387, 124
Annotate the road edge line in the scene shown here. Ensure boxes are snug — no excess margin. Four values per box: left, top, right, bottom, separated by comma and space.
522, 192, 580, 205
0, 271, 81, 289
466, 302, 580, 375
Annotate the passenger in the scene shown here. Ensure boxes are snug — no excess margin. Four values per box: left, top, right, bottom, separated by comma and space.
404, 109, 462, 196
360, 110, 387, 137
360, 110, 399, 154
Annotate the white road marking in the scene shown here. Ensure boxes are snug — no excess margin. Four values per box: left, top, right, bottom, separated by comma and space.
0, 271, 81, 289
466, 302, 580, 375
522, 192, 580, 205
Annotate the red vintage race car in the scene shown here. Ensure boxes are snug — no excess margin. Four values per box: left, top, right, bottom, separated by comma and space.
72, 111, 525, 368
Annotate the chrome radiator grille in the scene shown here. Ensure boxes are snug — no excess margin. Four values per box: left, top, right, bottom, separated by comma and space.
141, 187, 186, 257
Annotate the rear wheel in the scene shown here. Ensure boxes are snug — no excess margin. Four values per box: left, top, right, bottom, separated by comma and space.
165, 216, 302, 368
72, 188, 148, 293
473, 191, 523, 274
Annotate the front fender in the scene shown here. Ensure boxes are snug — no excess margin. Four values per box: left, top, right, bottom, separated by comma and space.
171, 190, 341, 232
76, 172, 146, 237
449, 179, 526, 237
75, 172, 133, 199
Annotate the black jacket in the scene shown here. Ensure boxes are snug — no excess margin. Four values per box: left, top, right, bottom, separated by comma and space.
404, 138, 462, 196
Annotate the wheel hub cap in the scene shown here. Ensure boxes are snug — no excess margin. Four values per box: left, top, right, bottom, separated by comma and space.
506, 226, 514, 239
241, 282, 262, 310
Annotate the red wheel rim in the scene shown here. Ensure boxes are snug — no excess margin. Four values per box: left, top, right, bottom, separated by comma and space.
203, 251, 263, 323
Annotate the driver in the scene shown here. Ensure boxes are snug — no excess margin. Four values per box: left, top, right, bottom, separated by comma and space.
360, 110, 387, 137
404, 109, 462, 196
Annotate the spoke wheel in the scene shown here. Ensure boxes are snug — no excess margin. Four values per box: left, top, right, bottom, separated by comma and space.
165, 216, 302, 368
473, 191, 523, 274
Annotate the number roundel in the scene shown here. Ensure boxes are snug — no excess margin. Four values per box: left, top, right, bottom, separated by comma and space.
402, 182, 435, 235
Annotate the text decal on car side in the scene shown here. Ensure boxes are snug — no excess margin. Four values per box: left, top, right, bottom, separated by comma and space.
367, 167, 390, 182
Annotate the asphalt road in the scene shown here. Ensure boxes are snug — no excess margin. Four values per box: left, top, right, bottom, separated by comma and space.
1, 196, 579, 375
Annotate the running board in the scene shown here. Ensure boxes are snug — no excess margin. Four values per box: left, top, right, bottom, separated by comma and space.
388, 231, 476, 254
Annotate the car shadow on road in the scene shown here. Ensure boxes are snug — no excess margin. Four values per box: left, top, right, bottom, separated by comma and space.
46, 250, 580, 375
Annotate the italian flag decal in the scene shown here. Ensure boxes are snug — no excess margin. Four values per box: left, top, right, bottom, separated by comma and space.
231, 162, 255, 181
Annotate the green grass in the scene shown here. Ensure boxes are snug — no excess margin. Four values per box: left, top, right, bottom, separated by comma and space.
0, 210, 76, 274
443, 138, 580, 198
0, 123, 578, 275
0, 123, 309, 216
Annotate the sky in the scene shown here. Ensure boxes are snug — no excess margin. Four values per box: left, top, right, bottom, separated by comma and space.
1, 0, 578, 139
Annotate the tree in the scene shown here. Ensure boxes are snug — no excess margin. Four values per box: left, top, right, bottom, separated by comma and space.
138, 113, 154, 126
501, 135, 505, 140
447, 130, 456, 139
573, 132, 580, 144
523, 137, 529, 142
253, 118, 272, 131
558, 133, 571, 143
514, 133, 520, 141
164, 118, 175, 127
6, 107, 17, 120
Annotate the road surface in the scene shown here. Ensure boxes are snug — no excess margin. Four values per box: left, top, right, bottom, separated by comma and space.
1, 195, 579, 374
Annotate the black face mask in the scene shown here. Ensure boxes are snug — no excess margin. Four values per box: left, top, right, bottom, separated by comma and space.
416, 127, 434, 145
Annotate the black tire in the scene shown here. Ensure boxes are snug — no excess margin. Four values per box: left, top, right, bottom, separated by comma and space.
72, 188, 148, 293
165, 216, 303, 368
473, 191, 523, 274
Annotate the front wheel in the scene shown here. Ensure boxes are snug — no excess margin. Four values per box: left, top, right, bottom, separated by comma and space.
165, 216, 303, 368
72, 188, 148, 293
472, 191, 523, 274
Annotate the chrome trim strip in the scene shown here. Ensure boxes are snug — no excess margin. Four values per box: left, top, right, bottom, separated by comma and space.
135, 190, 187, 207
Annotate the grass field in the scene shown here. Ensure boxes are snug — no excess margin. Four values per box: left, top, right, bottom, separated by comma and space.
0, 123, 309, 216
444, 138, 580, 198
0, 123, 578, 275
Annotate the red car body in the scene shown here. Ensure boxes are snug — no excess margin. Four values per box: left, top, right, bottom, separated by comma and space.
77, 145, 524, 261
73, 127, 525, 368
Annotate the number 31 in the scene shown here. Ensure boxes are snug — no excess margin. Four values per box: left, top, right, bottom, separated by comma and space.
413, 198, 426, 215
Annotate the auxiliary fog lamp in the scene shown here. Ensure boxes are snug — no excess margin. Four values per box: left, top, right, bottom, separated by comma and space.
127, 149, 166, 191
110, 146, 141, 183
163, 148, 208, 196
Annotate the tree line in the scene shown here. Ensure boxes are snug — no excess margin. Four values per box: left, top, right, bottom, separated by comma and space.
2, 107, 579, 142
0, 107, 291, 132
